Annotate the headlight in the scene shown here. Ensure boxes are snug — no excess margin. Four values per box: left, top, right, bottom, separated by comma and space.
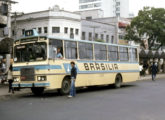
13, 77, 19, 82
37, 76, 46, 81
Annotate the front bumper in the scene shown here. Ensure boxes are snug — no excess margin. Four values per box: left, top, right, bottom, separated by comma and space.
12, 82, 50, 88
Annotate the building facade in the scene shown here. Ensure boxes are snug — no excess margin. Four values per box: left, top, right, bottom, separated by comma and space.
12, 5, 81, 40
81, 19, 116, 43
92, 17, 131, 44
79, 0, 129, 18
0, 1, 9, 40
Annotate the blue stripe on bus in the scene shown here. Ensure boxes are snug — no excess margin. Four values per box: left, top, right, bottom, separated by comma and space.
12, 83, 50, 87
63, 63, 80, 74
13, 65, 62, 71
77, 70, 139, 74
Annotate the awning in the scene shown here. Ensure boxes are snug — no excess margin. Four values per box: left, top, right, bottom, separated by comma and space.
118, 22, 128, 28
139, 49, 165, 59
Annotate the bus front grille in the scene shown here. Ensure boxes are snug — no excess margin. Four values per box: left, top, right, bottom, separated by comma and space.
21, 68, 35, 81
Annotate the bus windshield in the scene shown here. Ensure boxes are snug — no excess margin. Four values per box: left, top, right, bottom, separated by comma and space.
14, 42, 47, 62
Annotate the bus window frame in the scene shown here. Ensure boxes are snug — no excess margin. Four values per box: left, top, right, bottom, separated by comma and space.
94, 44, 107, 61
48, 39, 63, 60
108, 45, 119, 61
78, 42, 94, 60
119, 46, 129, 61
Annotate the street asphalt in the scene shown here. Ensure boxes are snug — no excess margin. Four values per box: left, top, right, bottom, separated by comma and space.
0, 78, 165, 120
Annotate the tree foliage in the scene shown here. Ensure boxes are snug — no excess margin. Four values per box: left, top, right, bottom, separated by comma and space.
125, 7, 165, 50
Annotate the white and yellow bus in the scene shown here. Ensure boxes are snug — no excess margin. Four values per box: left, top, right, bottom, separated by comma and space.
12, 29, 140, 95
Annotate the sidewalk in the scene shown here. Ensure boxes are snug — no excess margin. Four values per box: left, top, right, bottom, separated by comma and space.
140, 73, 165, 81
0, 74, 165, 101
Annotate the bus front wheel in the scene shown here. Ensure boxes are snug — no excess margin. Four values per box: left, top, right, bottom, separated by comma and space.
59, 78, 71, 95
31, 87, 44, 95
114, 74, 122, 88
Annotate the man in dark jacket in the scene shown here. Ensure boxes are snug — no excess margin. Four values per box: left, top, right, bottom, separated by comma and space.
151, 62, 158, 81
68, 61, 77, 98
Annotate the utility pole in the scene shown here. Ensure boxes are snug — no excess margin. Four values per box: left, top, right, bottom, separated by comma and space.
11, 12, 23, 40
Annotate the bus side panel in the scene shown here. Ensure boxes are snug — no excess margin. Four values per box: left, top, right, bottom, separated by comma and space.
122, 72, 139, 83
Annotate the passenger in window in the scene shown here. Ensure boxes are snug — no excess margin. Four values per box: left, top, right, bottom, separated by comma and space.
56, 48, 63, 59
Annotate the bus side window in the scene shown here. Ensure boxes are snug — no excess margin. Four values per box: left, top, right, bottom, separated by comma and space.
79, 42, 93, 60
119, 47, 129, 61
130, 48, 137, 62
108, 46, 118, 61
49, 39, 63, 59
94, 44, 107, 60
65, 41, 77, 59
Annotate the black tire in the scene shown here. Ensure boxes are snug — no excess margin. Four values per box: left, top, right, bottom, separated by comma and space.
114, 74, 122, 88
31, 87, 44, 95
59, 77, 71, 95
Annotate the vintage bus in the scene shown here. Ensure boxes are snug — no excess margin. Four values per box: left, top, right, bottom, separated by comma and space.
12, 29, 140, 95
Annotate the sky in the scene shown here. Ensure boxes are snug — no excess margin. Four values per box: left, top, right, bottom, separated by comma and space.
12, 0, 165, 16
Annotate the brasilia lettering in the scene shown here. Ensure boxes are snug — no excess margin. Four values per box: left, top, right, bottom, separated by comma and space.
84, 63, 119, 71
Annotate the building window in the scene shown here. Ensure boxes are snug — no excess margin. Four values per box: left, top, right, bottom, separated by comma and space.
52, 27, 60, 33
89, 32, 92, 41
86, 16, 92, 20
82, 32, 86, 40
106, 35, 109, 43
64, 27, 68, 34
101, 34, 104, 40
22, 29, 25, 35
70, 28, 74, 39
38, 27, 42, 34
95, 33, 98, 40
75, 29, 79, 35
116, 13, 120, 17
70, 28, 74, 34
111, 36, 114, 43
12, 30, 15, 36
79, 0, 101, 4
94, 3, 101, 7
116, 7, 120, 11
44, 27, 48, 33
116, 2, 120, 6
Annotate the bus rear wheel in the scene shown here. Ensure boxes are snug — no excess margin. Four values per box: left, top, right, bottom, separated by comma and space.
114, 74, 122, 88
31, 87, 44, 95
59, 78, 71, 95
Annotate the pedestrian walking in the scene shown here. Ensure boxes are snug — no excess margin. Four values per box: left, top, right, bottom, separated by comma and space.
8, 65, 14, 94
151, 62, 158, 81
68, 61, 77, 98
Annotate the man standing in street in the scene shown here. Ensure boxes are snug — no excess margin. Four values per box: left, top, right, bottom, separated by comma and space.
151, 62, 158, 81
68, 61, 77, 98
